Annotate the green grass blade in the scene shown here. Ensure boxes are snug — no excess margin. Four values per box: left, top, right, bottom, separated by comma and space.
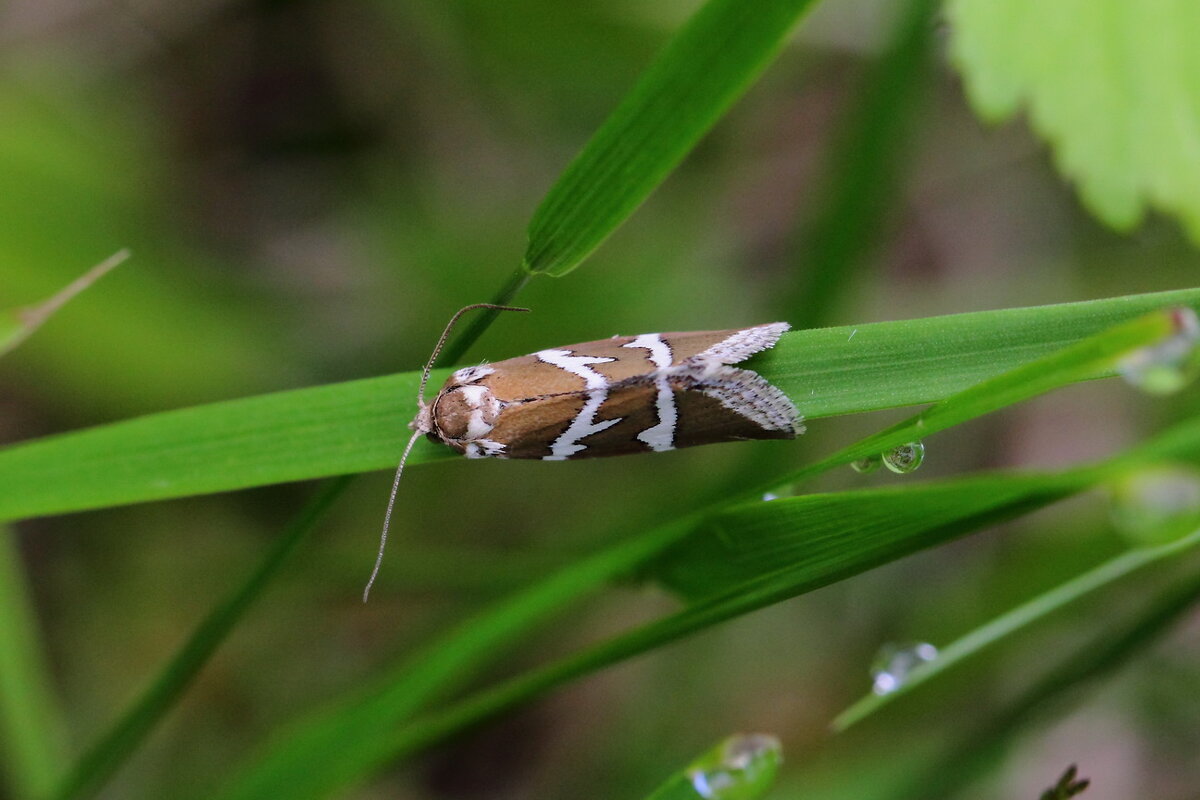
0, 250, 129, 358
523, 0, 819, 276
52, 477, 351, 800
2, 288, 1198, 523
833, 521, 1200, 731
0, 527, 67, 800
736, 304, 1186, 508
213, 519, 690, 800
891, 567, 1200, 800
644, 734, 782, 800
364, 475, 1099, 769
653, 472, 1091, 601
784, 0, 940, 328
371, 420, 1200, 771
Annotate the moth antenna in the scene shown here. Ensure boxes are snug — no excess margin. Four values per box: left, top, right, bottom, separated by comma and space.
418, 303, 530, 408
365, 302, 530, 602
364, 429, 422, 602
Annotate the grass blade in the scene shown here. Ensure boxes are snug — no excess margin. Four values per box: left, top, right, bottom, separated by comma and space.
0, 250, 130, 358
371, 418, 1200, 773
213, 519, 690, 800
0, 527, 67, 800
1, 289, 1197, 523
890, 567, 1200, 800
523, 0, 820, 276
833, 521, 1200, 731
52, 477, 352, 800
644, 733, 782, 800
784, 0, 940, 327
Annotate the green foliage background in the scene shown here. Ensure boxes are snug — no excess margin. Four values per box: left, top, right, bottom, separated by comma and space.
2, 0, 1200, 799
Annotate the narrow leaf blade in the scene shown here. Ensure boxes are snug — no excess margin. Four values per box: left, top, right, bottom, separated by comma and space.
524, 0, 819, 276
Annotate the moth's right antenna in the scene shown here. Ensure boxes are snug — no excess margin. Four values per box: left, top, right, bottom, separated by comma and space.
416, 303, 530, 408
363, 302, 530, 603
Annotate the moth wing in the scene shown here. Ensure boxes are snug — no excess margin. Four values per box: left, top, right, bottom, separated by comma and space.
483, 392, 591, 459
688, 366, 801, 435
676, 322, 790, 366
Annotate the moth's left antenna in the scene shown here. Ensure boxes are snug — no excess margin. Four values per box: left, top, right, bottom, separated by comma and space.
363, 302, 530, 602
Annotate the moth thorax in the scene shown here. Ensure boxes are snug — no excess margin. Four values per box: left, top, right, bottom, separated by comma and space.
431, 384, 502, 442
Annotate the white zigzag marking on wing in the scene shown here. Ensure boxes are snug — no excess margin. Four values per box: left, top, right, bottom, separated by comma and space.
692, 322, 790, 366
623, 333, 676, 452
537, 348, 621, 460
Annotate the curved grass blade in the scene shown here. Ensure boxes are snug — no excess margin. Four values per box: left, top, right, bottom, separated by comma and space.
51, 476, 352, 800
833, 520, 1200, 731
2, 289, 1197, 523
523, 0, 820, 276
0, 528, 68, 800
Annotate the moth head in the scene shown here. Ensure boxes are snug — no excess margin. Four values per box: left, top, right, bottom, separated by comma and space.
365, 303, 529, 603
423, 367, 501, 446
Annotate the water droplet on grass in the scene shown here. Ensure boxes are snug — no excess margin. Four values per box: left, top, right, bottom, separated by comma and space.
1118, 307, 1200, 395
871, 642, 937, 695
1110, 466, 1200, 544
688, 734, 782, 799
883, 442, 925, 474
851, 455, 882, 474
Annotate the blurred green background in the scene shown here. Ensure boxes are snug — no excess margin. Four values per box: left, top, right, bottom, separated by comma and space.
2, 0, 1199, 798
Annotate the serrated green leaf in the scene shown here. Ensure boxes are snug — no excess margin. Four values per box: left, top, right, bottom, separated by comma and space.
947, 0, 1200, 242
1, 288, 1197, 523
524, 0, 819, 276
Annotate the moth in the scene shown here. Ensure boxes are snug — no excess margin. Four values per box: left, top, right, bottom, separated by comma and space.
364, 304, 801, 599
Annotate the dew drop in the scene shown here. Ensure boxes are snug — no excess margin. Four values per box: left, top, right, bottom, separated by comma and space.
688, 734, 782, 800
761, 485, 796, 502
851, 454, 882, 474
1118, 307, 1200, 395
870, 642, 938, 695
1109, 466, 1200, 545
882, 442, 925, 474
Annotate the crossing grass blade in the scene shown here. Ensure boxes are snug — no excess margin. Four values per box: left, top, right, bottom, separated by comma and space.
0, 528, 67, 800
889, 567, 1200, 800
783, 0, 940, 328
523, 0, 820, 276
0, 250, 129, 358
832, 519, 1200, 732
210, 519, 691, 800
50, 478, 352, 800
1, 289, 1197, 523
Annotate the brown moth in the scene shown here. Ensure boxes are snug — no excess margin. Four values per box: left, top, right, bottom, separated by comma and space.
364, 304, 801, 600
